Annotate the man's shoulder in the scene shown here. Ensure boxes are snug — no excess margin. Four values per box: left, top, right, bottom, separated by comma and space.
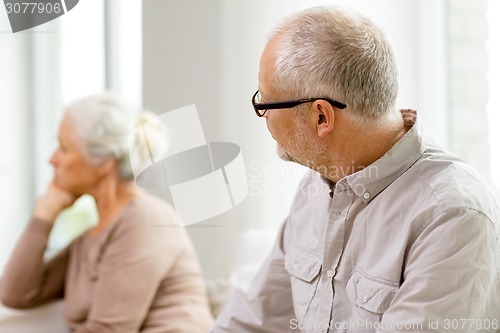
408, 142, 499, 223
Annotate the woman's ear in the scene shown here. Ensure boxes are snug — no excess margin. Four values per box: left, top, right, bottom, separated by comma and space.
98, 158, 117, 177
313, 100, 335, 138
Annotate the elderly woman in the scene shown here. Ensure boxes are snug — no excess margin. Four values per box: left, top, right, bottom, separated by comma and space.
0, 93, 214, 332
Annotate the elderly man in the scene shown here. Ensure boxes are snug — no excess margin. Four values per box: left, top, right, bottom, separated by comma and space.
211, 6, 500, 333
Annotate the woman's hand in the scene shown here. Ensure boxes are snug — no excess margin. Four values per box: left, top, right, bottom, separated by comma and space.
33, 181, 79, 223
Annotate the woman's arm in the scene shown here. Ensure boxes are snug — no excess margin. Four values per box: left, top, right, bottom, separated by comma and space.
0, 181, 77, 308
0, 218, 70, 308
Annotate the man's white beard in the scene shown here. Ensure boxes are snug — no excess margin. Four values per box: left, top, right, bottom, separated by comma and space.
276, 122, 323, 169
277, 144, 295, 162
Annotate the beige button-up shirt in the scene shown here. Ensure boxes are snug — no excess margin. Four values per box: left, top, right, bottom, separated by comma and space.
212, 110, 500, 333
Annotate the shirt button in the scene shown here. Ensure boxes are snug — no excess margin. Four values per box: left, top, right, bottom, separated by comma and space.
292, 262, 299, 270
326, 269, 334, 278
362, 294, 368, 303
363, 192, 370, 199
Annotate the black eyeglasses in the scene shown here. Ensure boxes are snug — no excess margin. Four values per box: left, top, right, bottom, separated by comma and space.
251, 90, 347, 117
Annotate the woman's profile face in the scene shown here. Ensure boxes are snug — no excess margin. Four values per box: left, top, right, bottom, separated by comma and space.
49, 115, 102, 195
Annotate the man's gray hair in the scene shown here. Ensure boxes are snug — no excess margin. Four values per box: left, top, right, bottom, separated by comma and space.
269, 6, 399, 124
65, 92, 166, 181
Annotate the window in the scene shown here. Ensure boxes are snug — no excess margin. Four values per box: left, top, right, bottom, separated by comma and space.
0, 0, 142, 269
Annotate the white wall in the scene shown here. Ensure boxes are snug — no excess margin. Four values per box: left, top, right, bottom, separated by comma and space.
143, 0, 303, 279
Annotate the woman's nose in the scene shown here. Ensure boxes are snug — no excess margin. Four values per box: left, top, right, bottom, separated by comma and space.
49, 150, 58, 166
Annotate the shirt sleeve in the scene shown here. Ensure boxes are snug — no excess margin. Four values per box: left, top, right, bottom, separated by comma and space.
73, 215, 187, 333
378, 208, 500, 333
0, 218, 68, 308
210, 219, 296, 333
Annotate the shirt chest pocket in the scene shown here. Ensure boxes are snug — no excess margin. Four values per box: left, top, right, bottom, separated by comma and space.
346, 270, 399, 315
284, 244, 322, 321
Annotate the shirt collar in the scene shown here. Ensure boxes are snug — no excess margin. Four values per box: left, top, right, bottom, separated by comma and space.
319, 110, 425, 203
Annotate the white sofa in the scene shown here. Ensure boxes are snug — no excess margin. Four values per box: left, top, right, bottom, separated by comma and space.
0, 300, 68, 333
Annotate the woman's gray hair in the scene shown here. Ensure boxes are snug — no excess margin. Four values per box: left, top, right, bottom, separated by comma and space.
65, 92, 166, 180
269, 6, 399, 124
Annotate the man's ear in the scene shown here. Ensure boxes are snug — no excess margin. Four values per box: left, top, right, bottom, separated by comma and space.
312, 100, 335, 138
